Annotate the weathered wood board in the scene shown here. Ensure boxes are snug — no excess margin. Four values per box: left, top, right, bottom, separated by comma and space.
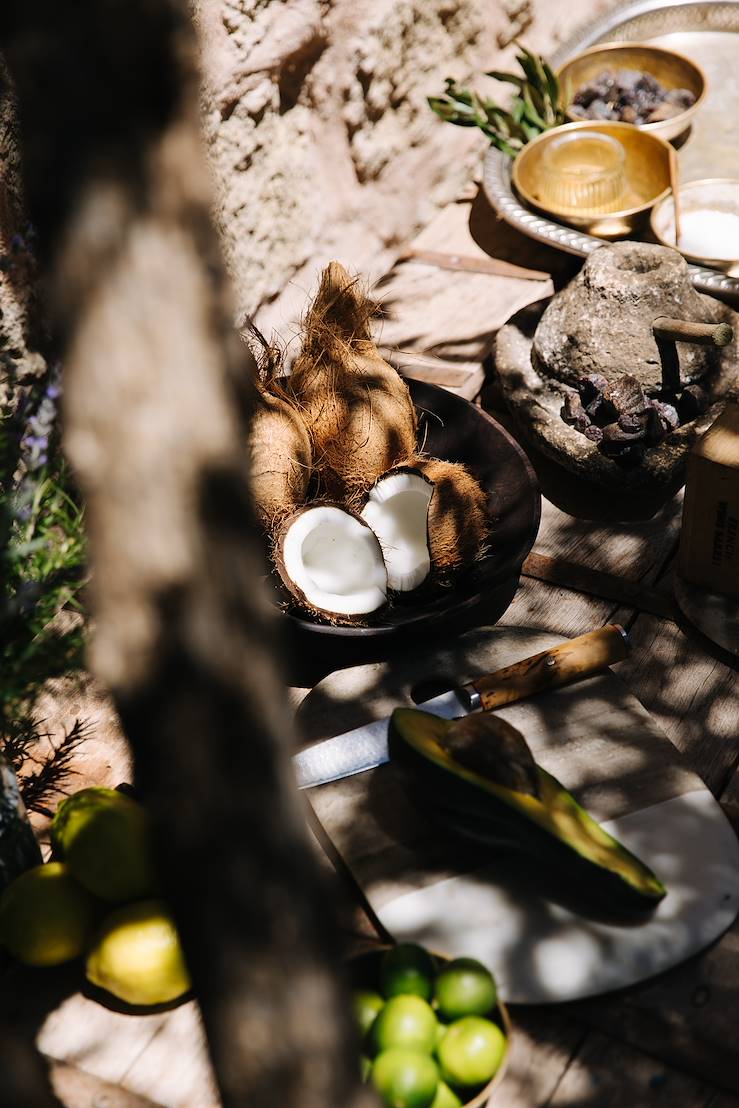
373, 198, 555, 401
297, 625, 739, 1003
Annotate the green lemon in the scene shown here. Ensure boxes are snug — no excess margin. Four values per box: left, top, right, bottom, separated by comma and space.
52, 787, 156, 903
86, 899, 190, 1006
430, 1081, 463, 1108
371, 1048, 439, 1108
372, 995, 438, 1056
0, 862, 98, 967
380, 943, 436, 1000
437, 1017, 506, 1089
353, 989, 385, 1037
434, 958, 497, 1021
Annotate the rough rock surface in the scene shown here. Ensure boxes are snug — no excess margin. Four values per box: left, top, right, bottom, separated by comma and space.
532, 241, 733, 391
1, 0, 614, 372
0, 64, 48, 398
192, 0, 613, 331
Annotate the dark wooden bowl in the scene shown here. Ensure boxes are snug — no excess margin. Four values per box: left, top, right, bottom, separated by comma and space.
275, 379, 540, 640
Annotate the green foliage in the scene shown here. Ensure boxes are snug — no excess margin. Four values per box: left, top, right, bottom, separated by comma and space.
1, 346, 89, 810
428, 44, 566, 156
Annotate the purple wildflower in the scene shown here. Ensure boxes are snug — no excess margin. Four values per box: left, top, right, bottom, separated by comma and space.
19, 363, 62, 474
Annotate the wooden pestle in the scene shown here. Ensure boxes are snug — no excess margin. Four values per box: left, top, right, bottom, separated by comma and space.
652, 316, 734, 393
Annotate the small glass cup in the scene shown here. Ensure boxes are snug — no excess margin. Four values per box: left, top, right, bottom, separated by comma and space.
542, 131, 626, 215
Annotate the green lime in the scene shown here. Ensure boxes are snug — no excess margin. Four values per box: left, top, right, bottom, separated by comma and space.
52, 787, 156, 903
435, 1022, 448, 1050
371, 995, 438, 1055
430, 1081, 463, 1108
0, 862, 98, 967
437, 1017, 506, 1089
86, 899, 190, 1006
361, 1055, 372, 1082
371, 1048, 439, 1108
353, 990, 384, 1037
434, 957, 497, 1020
380, 943, 436, 1000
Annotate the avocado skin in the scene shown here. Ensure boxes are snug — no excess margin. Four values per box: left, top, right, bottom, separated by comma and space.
389, 709, 666, 913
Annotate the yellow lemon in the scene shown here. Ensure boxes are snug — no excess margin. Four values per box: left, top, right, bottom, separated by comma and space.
52, 787, 156, 903
0, 862, 98, 967
86, 899, 190, 1006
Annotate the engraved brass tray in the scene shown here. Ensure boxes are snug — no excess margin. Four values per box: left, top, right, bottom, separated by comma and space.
483, 0, 739, 301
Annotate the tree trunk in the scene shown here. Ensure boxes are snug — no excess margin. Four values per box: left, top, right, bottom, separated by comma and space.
0, 3, 371, 1106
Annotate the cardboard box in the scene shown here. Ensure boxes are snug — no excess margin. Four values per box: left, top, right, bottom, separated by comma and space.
679, 402, 739, 599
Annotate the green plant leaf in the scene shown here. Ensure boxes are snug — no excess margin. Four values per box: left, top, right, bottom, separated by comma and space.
485, 70, 526, 89
522, 85, 547, 129
428, 44, 561, 155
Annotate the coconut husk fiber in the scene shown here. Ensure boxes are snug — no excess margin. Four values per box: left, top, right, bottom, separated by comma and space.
409, 457, 490, 573
289, 262, 417, 500
243, 322, 312, 526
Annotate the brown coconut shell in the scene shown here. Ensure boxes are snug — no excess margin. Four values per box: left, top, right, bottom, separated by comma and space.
272, 503, 387, 626
289, 262, 417, 500
409, 457, 490, 573
242, 318, 313, 526
249, 388, 312, 526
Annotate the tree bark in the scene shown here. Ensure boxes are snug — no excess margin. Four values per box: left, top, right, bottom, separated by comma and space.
1, 3, 371, 1106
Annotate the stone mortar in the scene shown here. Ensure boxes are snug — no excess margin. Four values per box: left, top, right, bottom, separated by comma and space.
495, 265, 739, 499
532, 242, 733, 392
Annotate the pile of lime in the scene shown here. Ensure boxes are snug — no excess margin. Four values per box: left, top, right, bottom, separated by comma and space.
353, 943, 507, 1108
0, 787, 190, 1007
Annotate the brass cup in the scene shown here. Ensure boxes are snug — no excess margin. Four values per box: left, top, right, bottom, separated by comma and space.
512, 120, 672, 238
557, 41, 707, 144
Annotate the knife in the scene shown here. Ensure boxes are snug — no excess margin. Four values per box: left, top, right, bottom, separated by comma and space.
294, 624, 629, 789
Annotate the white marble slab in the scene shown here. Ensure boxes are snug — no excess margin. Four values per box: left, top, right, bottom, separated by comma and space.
379, 790, 739, 1003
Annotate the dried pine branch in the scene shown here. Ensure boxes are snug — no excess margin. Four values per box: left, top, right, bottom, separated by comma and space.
13, 718, 91, 813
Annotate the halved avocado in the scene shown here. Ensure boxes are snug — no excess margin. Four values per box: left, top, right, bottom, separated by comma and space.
389, 707, 666, 911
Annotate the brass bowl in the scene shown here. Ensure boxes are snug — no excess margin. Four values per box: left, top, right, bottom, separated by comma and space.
651, 178, 739, 273
557, 41, 706, 143
512, 120, 671, 238
348, 945, 511, 1106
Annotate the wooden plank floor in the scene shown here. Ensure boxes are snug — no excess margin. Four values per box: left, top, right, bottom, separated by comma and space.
13, 189, 739, 1106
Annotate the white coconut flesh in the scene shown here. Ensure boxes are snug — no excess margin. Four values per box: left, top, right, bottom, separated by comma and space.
361, 470, 434, 591
279, 506, 388, 617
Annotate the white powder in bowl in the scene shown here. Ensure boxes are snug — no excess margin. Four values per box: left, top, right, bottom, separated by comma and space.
677, 209, 739, 260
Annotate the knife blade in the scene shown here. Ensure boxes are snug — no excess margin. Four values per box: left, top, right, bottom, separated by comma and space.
293, 624, 629, 789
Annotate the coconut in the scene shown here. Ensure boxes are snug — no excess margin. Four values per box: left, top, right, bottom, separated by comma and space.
243, 322, 312, 526
275, 504, 388, 621
289, 262, 417, 500
410, 457, 490, 573
360, 466, 434, 591
249, 390, 312, 525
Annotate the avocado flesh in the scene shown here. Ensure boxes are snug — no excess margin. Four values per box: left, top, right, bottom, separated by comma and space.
390, 707, 666, 909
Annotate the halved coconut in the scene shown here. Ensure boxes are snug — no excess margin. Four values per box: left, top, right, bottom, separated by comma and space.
276, 505, 388, 620
360, 467, 434, 591
416, 457, 489, 573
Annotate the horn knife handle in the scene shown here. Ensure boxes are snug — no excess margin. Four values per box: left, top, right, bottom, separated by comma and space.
460, 624, 629, 713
